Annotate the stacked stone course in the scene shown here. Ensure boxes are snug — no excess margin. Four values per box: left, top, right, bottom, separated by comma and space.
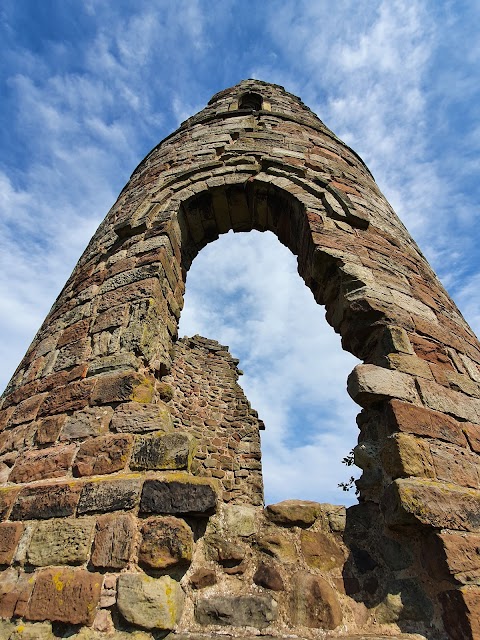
1, 79, 480, 638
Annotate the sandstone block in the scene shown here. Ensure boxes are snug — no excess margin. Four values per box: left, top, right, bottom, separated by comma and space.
290, 571, 343, 629
61, 407, 113, 440
195, 595, 277, 628
347, 364, 418, 407
464, 422, 480, 453
0, 522, 23, 564
204, 534, 246, 568
11, 483, 81, 520
386, 399, 468, 447
0, 423, 36, 456
0, 568, 36, 619
26, 567, 102, 626
9, 444, 76, 483
110, 401, 173, 433
9, 621, 54, 639
386, 353, 433, 379
253, 562, 284, 591
430, 442, 480, 489
264, 499, 321, 526
139, 516, 193, 569
35, 414, 67, 444
222, 504, 257, 536
257, 531, 296, 562
78, 477, 141, 514
117, 574, 184, 630
91, 372, 155, 405
381, 433, 435, 480
87, 353, 140, 377
300, 530, 345, 571
140, 479, 216, 515
73, 434, 133, 476
0, 488, 19, 521
57, 319, 89, 348
131, 432, 193, 470
38, 379, 95, 416
375, 578, 432, 623
91, 514, 135, 569
424, 532, 480, 584
27, 518, 95, 566
8, 394, 47, 426
189, 567, 216, 589
383, 478, 480, 531
417, 377, 480, 423
440, 586, 480, 640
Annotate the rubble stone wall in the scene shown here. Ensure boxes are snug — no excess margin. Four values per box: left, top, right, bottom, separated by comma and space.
1, 79, 480, 639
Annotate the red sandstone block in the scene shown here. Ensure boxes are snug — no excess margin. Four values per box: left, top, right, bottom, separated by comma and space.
0, 488, 20, 521
73, 434, 133, 476
0, 522, 23, 564
57, 318, 90, 348
11, 482, 82, 520
0, 423, 36, 456
38, 379, 96, 416
8, 393, 47, 426
464, 423, 480, 453
91, 513, 136, 568
0, 568, 36, 618
425, 531, 480, 583
9, 444, 76, 484
35, 414, 67, 444
26, 567, 103, 625
91, 372, 154, 405
386, 399, 468, 447
0, 407, 14, 431
440, 587, 480, 640
96, 277, 162, 313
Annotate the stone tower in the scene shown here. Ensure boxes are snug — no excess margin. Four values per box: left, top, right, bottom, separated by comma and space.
0, 80, 479, 640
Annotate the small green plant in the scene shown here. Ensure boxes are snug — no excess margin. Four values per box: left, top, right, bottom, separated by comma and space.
338, 449, 358, 493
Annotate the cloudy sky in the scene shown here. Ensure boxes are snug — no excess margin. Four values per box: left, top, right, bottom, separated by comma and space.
1, 1, 479, 505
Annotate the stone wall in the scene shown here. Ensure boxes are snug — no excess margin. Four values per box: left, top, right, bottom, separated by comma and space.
1, 79, 480, 638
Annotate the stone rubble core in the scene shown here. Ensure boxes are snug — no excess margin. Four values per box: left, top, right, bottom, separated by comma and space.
0, 79, 479, 639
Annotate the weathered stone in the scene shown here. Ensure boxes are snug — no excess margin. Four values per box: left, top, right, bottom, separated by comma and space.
383, 478, 480, 531
78, 477, 141, 514
9, 443, 76, 483
386, 399, 468, 447
0, 522, 23, 564
204, 534, 246, 568
322, 503, 347, 532
189, 567, 216, 589
440, 586, 480, 640
139, 516, 193, 569
0, 568, 36, 619
430, 441, 480, 489
117, 574, 184, 630
73, 434, 133, 476
195, 595, 277, 628
375, 579, 432, 623
257, 531, 296, 562
386, 353, 433, 379
87, 353, 140, 377
35, 414, 67, 444
111, 401, 173, 433
61, 406, 113, 440
8, 394, 47, 426
91, 513, 136, 569
347, 364, 418, 407
253, 562, 284, 591
417, 377, 480, 423
140, 479, 216, 515
0, 423, 35, 455
27, 517, 95, 566
9, 621, 54, 639
72, 629, 152, 640
0, 488, 19, 521
264, 499, 321, 526
464, 422, 480, 453
26, 567, 102, 625
300, 530, 345, 571
38, 379, 95, 416
91, 372, 155, 405
290, 571, 343, 629
222, 504, 257, 536
157, 382, 174, 402
424, 531, 480, 584
381, 433, 435, 479
11, 483, 81, 520
131, 432, 193, 470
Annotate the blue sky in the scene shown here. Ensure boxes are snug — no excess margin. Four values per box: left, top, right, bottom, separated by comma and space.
1, 1, 479, 505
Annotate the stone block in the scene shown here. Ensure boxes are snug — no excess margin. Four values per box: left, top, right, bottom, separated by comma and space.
300, 530, 345, 571
61, 407, 113, 440
91, 372, 155, 405
139, 516, 193, 569
78, 477, 142, 514
265, 499, 321, 526
253, 562, 284, 591
375, 578, 432, 623
111, 401, 173, 433
91, 514, 135, 569
347, 364, 418, 407
35, 414, 67, 444
131, 432, 193, 470
290, 571, 343, 629
26, 567, 102, 626
9, 621, 54, 639
0, 488, 19, 521
257, 531, 297, 563
8, 394, 47, 427
38, 379, 95, 416
27, 518, 95, 566
386, 399, 468, 447
11, 483, 82, 520
386, 353, 433, 379
381, 433, 435, 480
0, 423, 35, 456
463, 422, 480, 453
383, 478, 480, 531
0, 522, 23, 564
140, 479, 216, 515
424, 532, 480, 584
417, 377, 480, 423
117, 574, 184, 630
73, 434, 133, 476
57, 319, 89, 348
195, 595, 277, 628
440, 586, 480, 640
0, 568, 36, 618
431, 442, 479, 489
9, 444, 76, 483
189, 567, 216, 589
222, 504, 257, 536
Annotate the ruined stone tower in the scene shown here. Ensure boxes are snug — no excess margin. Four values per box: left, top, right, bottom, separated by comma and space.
1, 80, 479, 640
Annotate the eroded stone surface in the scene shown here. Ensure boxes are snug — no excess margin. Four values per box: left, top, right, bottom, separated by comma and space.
139, 516, 193, 569
117, 574, 184, 630
27, 517, 95, 566
195, 595, 277, 628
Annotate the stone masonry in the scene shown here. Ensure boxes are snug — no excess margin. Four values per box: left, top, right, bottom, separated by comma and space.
1, 80, 480, 639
